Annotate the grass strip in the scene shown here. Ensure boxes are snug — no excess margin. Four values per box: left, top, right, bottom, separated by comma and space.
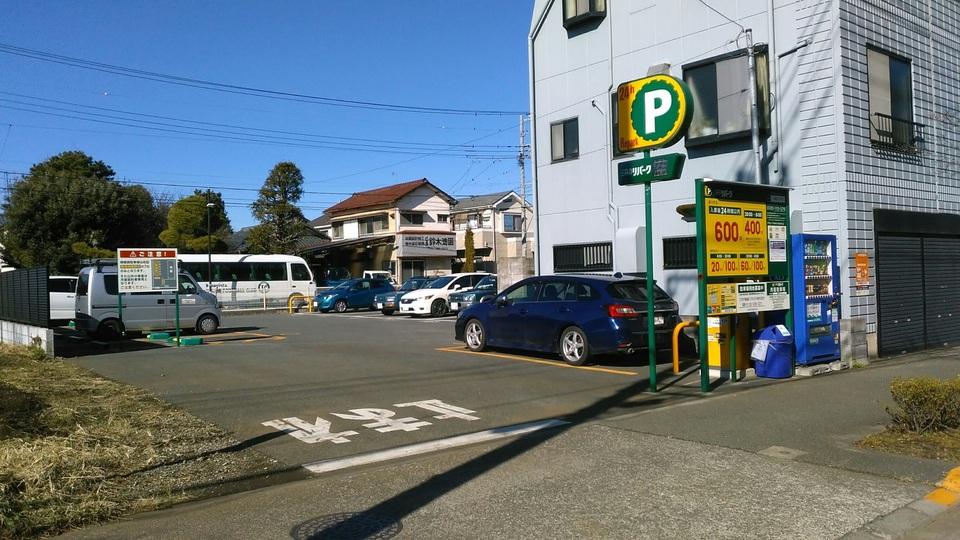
0, 344, 283, 539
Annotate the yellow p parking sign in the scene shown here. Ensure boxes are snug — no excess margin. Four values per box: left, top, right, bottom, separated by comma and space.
617, 74, 693, 152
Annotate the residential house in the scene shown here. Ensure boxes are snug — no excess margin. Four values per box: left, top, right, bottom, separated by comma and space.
302, 179, 457, 283
450, 191, 535, 276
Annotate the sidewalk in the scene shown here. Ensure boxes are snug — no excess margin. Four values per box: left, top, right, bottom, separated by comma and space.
60, 349, 960, 539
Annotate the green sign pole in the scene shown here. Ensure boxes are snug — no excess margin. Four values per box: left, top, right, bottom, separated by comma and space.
644, 180, 657, 392
117, 292, 123, 337
175, 287, 181, 347
696, 179, 710, 393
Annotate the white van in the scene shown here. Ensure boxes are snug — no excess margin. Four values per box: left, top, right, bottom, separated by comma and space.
75, 263, 222, 339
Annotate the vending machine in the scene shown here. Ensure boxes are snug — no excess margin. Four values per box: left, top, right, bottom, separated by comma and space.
791, 234, 841, 365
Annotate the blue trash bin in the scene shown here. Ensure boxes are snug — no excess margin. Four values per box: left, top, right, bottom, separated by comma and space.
752, 325, 794, 379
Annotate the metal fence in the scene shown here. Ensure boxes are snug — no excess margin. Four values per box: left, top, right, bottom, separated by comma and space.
0, 267, 50, 327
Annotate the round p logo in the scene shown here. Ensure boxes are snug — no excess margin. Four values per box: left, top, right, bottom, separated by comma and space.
617, 75, 693, 152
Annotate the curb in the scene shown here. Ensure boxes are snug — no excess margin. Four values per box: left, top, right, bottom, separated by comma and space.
841, 466, 960, 539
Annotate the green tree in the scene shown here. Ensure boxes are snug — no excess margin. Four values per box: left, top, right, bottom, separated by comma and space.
1, 151, 164, 273
249, 162, 307, 254
463, 228, 476, 272
159, 190, 231, 253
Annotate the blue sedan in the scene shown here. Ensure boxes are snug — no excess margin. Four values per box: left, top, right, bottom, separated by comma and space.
315, 278, 394, 313
454, 275, 679, 366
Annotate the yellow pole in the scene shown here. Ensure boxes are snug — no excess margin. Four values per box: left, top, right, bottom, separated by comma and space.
673, 320, 700, 374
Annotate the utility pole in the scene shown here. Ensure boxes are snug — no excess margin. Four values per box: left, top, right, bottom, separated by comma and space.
746, 28, 763, 184
518, 115, 528, 258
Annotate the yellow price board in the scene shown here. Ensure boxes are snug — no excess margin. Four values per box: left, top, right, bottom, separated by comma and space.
705, 198, 768, 277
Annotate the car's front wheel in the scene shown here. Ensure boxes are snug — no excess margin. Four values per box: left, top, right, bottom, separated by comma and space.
559, 326, 590, 366
333, 299, 349, 313
195, 314, 219, 335
430, 299, 448, 317
464, 319, 486, 352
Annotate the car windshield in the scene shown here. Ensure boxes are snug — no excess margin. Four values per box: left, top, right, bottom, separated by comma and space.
424, 276, 454, 289
331, 281, 354, 291
400, 278, 428, 291
607, 281, 672, 302
475, 276, 497, 291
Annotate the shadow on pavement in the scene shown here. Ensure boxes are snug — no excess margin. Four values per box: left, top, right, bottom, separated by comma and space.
300, 373, 675, 539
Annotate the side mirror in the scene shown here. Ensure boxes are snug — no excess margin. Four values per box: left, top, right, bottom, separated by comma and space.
496, 295, 510, 307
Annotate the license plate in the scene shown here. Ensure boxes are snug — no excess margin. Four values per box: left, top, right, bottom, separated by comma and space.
654, 315, 665, 325
450, 302, 459, 310
376, 303, 383, 309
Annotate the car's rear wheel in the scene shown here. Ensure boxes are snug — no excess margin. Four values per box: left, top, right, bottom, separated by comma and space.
559, 326, 590, 366
381, 309, 395, 316
430, 299, 448, 317
195, 314, 219, 335
464, 319, 486, 352
97, 319, 124, 341
333, 299, 348, 313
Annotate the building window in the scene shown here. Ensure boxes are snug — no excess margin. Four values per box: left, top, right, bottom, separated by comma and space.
438, 214, 448, 223
663, 236, 697, 270
551, 118, 579, 162
401, 212, 424, 226
563, 0, 606, 29
553, 242, 613, 273
359, 215, 387, 236
683, 46, 770, 147
867, 47, 921, 153
503, 213, 522, 233
332, 222, 343, 239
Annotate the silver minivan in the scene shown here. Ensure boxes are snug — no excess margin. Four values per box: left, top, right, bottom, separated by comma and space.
75, 263, 222, 339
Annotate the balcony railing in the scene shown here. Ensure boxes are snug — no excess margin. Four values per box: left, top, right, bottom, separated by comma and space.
870, 112, 925, 154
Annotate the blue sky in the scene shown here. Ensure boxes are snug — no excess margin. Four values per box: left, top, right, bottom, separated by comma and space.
0, 1, 534, 229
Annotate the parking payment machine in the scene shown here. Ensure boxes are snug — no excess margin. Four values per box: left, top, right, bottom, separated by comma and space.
790, 234, 841, 365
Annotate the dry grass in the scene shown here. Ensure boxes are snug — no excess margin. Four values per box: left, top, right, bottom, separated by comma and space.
0, 344, 280, 539
858, 428, 960, 462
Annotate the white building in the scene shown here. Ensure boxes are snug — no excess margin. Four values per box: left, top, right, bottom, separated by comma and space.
530, 0, 959, 357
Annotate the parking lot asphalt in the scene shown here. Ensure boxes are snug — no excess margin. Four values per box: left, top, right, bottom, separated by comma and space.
64, 310, 706, 470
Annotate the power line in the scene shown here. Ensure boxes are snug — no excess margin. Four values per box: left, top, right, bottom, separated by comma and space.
0, 42, 527, 116
0, 91, 524, 150
695, 0, 745, 31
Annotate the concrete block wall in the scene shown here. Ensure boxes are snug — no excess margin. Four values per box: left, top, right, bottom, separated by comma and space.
0, 320, 54, 356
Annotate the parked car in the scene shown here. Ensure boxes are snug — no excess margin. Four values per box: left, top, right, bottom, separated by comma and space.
373, 276, 434, 315
448, 275, 498, 314
49, 275, 78, 322
314, 278, 394, 313
454, 274, 680, 366
398, 272, 490, 317
318, 266, 352, 289
75, 263, 221, 339
363, 270, 396, 285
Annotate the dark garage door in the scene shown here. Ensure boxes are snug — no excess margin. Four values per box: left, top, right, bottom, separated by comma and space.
923, 237, 960, 348
876, 236, 925, 356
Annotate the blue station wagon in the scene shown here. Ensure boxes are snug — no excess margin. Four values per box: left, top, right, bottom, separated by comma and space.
454, 275, 679, 366
315, 278, 394, 313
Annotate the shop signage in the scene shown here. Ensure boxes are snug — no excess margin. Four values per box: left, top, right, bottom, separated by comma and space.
117, 248, 178, 293
854, 252, 870, 296
618, 153, 686, 185
617, 74, 693, 152
701, 182, 789, 279
396, 233, 456, 258
706, 281, 790, 315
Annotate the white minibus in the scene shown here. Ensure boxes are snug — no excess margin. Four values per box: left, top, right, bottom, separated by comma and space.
177, 254, 316, 308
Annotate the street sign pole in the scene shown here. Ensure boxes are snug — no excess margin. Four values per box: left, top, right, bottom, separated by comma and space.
644, 179, 657, 392
696, 179, 709, 393
175, 286, 181, 347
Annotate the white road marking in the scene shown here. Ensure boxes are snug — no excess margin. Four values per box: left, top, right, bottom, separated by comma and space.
302, 419, 570, 474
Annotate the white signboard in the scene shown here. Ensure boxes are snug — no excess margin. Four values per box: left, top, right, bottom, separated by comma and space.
736, 281, 790, 313
117, 248, 178, 293
396, 233, 456, 257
